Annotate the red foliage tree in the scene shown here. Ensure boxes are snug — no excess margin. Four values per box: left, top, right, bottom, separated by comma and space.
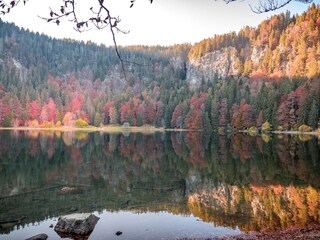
47, 98, 57, 123
28, 100, 41, 120
277, 91, 298, 130
40, 105, 49, 123
230, 99, 255, 129
219, 98, 228, 128
76, 110, 90, 124
256, 110, 263, 127
0, 98, 10, 126
71, 96, 83, 113
146, 100, 156, 124
103, 101, 114, 124
8, 97, 23, 126
295, 86, 308, 106
145, 99, 164, 126
136, 101, 146, 125
154, 101, 164, 127
230, 103, 240, 129
185, 93, 207, 129
62, 112, 75, 126
171, 103, 184, 128
120, 100, 135, 125
240, 102, 254, 128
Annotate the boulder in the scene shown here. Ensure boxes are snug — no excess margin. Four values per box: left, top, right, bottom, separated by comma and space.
25, 233, 48, 240
54, 213, 99, 236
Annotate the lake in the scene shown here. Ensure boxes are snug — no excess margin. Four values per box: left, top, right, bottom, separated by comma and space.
0, 130, 319, 239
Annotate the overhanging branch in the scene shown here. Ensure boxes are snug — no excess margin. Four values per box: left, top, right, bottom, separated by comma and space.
219, 0, 313, 13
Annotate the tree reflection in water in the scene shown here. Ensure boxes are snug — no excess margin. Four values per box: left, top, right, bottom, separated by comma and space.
0, 130, 319, 234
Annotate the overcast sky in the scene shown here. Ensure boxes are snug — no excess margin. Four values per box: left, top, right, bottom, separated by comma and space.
1, 0, 319, 46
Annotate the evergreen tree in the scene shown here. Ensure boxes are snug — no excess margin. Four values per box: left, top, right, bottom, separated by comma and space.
308, 100, 319, 129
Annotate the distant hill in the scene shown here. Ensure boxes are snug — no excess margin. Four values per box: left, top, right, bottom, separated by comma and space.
0, 4, 319, 131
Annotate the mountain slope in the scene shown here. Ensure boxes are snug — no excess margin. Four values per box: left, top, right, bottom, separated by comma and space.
0, 5, 319, 131
187, 4, 320, 84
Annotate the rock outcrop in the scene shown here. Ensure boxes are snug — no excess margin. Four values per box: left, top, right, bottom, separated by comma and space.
187, 47, 239, 86
54, 213, 99, 237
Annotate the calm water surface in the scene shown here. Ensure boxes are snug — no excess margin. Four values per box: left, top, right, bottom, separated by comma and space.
0, 130, 319, 239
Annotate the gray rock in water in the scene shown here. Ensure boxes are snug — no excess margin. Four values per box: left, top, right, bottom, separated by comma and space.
54, 213, 99, 236
25, 233, 48, 240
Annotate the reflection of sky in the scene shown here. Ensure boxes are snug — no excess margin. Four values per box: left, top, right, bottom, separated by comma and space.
1, 211, 241, 240
1, 0, 319, 46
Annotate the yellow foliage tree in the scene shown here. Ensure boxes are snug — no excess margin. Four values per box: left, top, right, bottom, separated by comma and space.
298, 124, 313, 132
261, 121, 272, 132
75, 119, 89, 128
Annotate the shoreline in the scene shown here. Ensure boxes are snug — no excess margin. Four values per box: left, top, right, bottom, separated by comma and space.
239, 129, 320, 136
0, 126, 319, 136
205, 224, 320, 240
0, 126, 166, 133
0, 126, 190, 133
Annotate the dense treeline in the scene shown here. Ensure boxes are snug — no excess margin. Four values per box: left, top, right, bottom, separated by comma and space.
0, 4, 320, 131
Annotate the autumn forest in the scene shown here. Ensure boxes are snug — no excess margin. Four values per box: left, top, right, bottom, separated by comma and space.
0, 4, 320, 131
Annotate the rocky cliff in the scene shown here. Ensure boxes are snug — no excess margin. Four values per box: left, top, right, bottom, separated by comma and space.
186, 4, 320, 86
186, 47, 240, 85
186, 45, 269, 86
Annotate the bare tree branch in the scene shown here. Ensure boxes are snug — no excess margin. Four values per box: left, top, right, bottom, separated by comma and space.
251, 0, 313, 13
0, 0, 24, 14
220, 0, 313, 13
97, 0, 128, 79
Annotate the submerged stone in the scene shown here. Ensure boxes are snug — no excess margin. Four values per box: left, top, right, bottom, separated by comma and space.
54, 213, 99, 236
25, 233, 48, 240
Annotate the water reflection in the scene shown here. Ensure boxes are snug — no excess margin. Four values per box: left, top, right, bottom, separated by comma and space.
0, 130, 319, 238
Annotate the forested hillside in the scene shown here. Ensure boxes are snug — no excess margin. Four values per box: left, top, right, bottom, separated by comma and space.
0, 4, 320, 131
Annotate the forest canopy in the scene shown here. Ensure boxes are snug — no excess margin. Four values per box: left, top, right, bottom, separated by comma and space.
0, 4, 319, 132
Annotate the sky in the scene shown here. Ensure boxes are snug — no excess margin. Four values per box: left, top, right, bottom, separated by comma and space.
1, 0, 319, 46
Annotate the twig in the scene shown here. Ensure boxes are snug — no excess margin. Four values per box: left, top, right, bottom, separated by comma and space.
220, 0, 312, 13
